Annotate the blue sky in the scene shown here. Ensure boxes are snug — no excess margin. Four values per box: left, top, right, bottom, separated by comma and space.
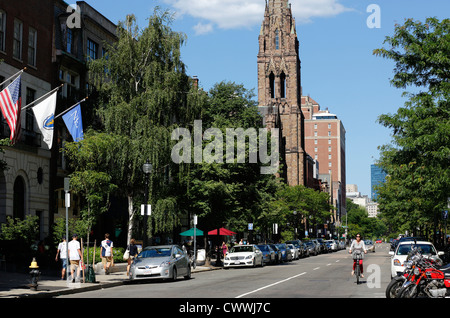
86, 0, 449, 197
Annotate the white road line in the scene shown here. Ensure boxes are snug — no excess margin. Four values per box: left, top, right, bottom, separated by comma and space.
313, 267, 320, 270
327, 263, 331, 266
235, 272, 307, 298
336, 260, 340, 262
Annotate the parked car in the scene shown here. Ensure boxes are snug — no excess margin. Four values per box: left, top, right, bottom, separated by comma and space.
275, 243, 292, 262
300, 242, 310, 257
365, 240, 375, 253
375, 239, 382, 243
256, 244, 276, 265
269, 244, 282, 263
312, 238, 326, 254
304, 241, 319, 256
224, 244, 264, 268
325, 240, 338, 252
286, 240, 306, 258
388, 240, 444, 278
129, 245, 191, 281
287, 244, 299, 260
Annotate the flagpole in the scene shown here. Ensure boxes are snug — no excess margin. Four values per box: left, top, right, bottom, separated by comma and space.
21, 84, 64, 111
54, 97, 88, 120
0, 68, 26, 87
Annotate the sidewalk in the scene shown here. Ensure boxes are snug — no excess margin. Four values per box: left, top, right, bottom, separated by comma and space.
0, 262, 221, 298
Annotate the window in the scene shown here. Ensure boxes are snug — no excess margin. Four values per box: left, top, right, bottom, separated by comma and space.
280, 72, 286, 98
25, 88, 36, 131
328, 154, 332, 159
314, 124, 317, 129
13, 19, 23, 60
87, 39, 98, 60
275, 30, 279, 50
59, 68, 79, 98
269, 72, 275, 99
314, 131, 317, 137
314, 139, 318, 145
314, 147, 317, 152
328, 146, 332, 152
0, 11, 5, 52
328, 139, 331, 144
28, 28, 37, 66
66, 28, 73, 53
328, 123, 331, 129
328, 162, 332, 167
328, 131, 331, 136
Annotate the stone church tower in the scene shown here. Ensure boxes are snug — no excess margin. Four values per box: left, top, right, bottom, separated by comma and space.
257, 0, 306, 186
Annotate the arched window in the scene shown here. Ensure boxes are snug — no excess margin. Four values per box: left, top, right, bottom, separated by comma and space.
13, 176, 25, 220
269, 72, 275, 99
275, 30, 280, 50
280, 72, 286, 98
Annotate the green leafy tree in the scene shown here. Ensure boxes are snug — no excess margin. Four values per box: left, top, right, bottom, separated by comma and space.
373, 17, 450, 241
65, 10, 205, 243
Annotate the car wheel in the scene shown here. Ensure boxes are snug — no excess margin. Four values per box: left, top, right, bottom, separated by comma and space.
184, 265, 191, 280
172, 267, 177, 282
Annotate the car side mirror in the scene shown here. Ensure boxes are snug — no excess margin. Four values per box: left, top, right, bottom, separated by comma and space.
389, 251, 394, 256
438, 251, 444, 256
175, 253, 182, 258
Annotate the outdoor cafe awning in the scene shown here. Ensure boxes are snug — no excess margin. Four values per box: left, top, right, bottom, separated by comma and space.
180, 228, 204, 236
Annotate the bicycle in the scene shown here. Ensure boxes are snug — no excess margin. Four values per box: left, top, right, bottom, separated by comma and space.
353, 250, 363, 284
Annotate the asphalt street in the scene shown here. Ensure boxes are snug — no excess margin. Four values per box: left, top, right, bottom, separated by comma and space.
58, 243, 392, 299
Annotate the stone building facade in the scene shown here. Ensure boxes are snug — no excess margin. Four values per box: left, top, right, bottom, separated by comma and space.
257, 0, 307, 186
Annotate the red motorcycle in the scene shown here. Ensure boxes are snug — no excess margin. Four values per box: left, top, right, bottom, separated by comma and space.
397, 251, 450, 298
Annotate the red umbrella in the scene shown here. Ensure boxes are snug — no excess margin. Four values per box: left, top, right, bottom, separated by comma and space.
208, 227, 236, 236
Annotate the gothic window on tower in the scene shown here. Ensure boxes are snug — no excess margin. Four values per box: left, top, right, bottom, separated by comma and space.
275, 30, 280, 50
269, 72, 275, 99
280, 72, 286, 98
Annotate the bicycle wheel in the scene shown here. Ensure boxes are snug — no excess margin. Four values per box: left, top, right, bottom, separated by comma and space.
355, 260, 360, 284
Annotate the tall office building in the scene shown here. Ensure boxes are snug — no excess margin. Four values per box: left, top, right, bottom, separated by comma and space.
301, 95, 346, 222
371, 164, 387, 200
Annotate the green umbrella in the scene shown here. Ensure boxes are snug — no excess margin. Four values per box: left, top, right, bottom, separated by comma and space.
180, 228, 204, 236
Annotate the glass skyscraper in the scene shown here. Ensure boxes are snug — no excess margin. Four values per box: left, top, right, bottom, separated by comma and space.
371, 164, 387, 200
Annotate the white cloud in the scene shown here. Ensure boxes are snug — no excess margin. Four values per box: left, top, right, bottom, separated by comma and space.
163, 0, 353, 33
193, 22, 214, 35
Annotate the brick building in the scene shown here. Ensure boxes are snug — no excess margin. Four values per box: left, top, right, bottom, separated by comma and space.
0, 0, 117, 240
301, 95, 346, 225
0, 0, 55, 237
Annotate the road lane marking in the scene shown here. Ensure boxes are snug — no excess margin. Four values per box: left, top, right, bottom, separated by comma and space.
235, 272, 307, 298
313, 267, 320, 270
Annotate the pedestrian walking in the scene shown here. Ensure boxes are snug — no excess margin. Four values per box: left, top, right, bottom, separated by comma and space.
126, 238, 139, 276
55, 236, 67, 280
221, 241, 228, 258
101, 233, 113, 274
68, 234, 83, 282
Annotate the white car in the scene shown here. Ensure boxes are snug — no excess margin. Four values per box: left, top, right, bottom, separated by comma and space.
325, 240, 338, 251
389, 240, 444, 278
224, 244, 264, 268
287, 244, 299, 260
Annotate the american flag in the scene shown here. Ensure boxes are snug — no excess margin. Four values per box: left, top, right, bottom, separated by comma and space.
0, 75, 22, 142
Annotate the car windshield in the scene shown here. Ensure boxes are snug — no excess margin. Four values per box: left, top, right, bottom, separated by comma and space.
396, 244, 437, 256
139, 247, 172, 258
305, 242, 313, 246
230, 246, 254, 253
256, 245, 269, 251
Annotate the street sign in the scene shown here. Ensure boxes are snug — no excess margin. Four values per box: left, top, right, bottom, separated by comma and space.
141, 204, 151, 216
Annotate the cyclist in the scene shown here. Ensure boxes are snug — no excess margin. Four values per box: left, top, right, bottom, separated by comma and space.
349, 234, 367, 277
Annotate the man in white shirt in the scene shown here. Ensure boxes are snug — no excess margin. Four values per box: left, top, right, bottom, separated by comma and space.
68, 234, 82, 282
55, 236, 67, 280
101, 233, 113, 274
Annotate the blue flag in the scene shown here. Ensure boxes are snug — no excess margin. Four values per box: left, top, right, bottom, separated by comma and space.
62, 104, 84, 142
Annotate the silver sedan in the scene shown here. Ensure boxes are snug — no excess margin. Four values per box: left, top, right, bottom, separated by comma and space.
129, 245, 191, 281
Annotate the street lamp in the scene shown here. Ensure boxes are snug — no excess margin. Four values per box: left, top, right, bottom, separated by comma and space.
293, 210, 298, 240
142, 160, 152, 247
